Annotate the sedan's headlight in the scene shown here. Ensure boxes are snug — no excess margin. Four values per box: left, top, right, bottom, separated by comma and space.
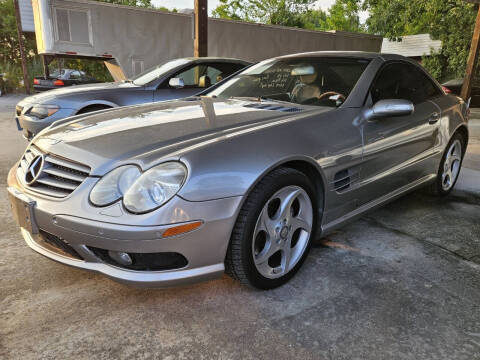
90, 165, 141, 206
123, 162, 187, 214
29, 104, 60, 119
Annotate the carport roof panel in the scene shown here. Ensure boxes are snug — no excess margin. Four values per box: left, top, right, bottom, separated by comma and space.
381, 34, 442, 57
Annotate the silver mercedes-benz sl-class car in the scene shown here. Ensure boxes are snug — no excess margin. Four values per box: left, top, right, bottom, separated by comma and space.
7, 51, 469, 289
15, 57, 250, 139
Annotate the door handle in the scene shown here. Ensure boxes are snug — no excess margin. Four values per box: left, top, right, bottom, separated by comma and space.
428, 112, 440, 124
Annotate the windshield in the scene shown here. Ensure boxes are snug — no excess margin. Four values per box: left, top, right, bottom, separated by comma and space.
207, 57, 370, 107
49, 69, 66, 78
132, 58, 190, 86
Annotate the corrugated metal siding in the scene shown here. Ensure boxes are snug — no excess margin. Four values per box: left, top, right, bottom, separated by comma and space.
32, 0, 382, 78
19, 0, 35, 32
381, 34, 442, 57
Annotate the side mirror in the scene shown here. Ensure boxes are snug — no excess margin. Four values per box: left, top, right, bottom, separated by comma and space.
169, 77, 184, 88
369, 99, 414, 119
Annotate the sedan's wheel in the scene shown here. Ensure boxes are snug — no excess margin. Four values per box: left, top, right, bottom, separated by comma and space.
441, 139, 462, 191
252, 186, 313, 279
226, 167, 318, 289
429, 132, 465, 196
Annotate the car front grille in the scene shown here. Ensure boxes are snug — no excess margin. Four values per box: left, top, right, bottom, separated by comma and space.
16, 105, 23, 116
17, 144, 91, 198
39, 230, 83, 260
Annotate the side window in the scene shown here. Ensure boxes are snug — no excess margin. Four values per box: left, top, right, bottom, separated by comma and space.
70, 71, 81, 80
210, 62, 245, 83
371, 62, 442, 104
172, 65, 206, 88
170, 64, 226, 88
414, 66, 443, 100
207, 66, 222, 84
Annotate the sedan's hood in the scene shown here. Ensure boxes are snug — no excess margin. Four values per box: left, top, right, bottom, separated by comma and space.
34, 98, 328, 175
19, 82, 139, 105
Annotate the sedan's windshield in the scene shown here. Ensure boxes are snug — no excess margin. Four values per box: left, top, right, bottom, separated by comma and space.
132, 58, 190, 86
207, 57, 370, 107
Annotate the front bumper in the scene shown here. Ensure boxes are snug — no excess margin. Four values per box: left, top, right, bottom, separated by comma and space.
7, 166, 242, 287
20, 228, 225, 287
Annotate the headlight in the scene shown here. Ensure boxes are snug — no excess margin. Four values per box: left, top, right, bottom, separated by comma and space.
90, 165, 141, 206
29, 104, 60, 119
123, 162, 187, 214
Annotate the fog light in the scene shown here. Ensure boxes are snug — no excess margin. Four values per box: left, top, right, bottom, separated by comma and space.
108, 250, 132, 265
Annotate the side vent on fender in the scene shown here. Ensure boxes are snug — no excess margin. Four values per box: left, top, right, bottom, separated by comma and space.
333, 169, 351, 192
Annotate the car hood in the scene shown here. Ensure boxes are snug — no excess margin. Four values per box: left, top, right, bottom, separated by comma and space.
34, 98, 328, 176
19, 81, 140, 105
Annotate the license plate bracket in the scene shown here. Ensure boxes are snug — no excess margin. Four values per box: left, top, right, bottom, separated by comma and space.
8, 187, 38, 234
15, 117, 23, 131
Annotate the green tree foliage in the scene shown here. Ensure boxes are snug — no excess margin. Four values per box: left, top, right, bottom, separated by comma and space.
363, 0, 477, 81
212, 0, 363, 32
0, 0, 37, 66
0, 0, 39, 91
326, 0, 362, 32
212, 0, 315, 26
99, 0, 152, 7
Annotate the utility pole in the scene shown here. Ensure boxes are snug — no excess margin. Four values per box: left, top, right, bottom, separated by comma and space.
13, 0, 31, 94
462, 1, 480, 101
194, 0, 208, 57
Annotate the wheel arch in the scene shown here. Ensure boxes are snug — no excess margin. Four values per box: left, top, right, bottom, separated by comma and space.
453, 124, 469, 154
238, 156, 327, 231
75, 101, 118, 114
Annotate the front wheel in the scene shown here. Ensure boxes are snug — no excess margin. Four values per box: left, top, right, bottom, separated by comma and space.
429, 132, 465, 196
226, 167, 318, 289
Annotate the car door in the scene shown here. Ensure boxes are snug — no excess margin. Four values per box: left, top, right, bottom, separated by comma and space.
153, 62, 244, 102
358, 61, 443, 204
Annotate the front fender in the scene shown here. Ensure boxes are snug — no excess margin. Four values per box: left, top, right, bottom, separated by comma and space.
179, 152, 327, 202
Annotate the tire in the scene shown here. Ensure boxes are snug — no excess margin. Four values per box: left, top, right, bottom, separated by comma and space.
77, 105, 112, 114
226, 167, 319, 289
428, 132, 466, 196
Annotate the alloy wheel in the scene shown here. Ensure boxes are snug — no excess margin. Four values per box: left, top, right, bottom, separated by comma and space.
441, 139, 462, 191
252, 185, 313, 279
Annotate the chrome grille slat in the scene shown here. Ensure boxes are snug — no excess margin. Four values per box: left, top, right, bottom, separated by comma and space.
27, 185, 70, 198
29, 145, 42, 156
24, 151, 34, 162
44, 155, 90, 175
35, 177, 78, 191
20, 159, 28, 172
17, 145, 90, 198
42, 167, 85, 182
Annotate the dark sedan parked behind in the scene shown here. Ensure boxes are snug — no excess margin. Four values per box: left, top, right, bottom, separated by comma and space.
442, 78, 480, 107
33, 69, 99, 92
16, 57, 250, 139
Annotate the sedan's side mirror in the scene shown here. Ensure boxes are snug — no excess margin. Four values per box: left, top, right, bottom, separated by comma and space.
368, 99, 414, 120
169, 77, 184, 88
